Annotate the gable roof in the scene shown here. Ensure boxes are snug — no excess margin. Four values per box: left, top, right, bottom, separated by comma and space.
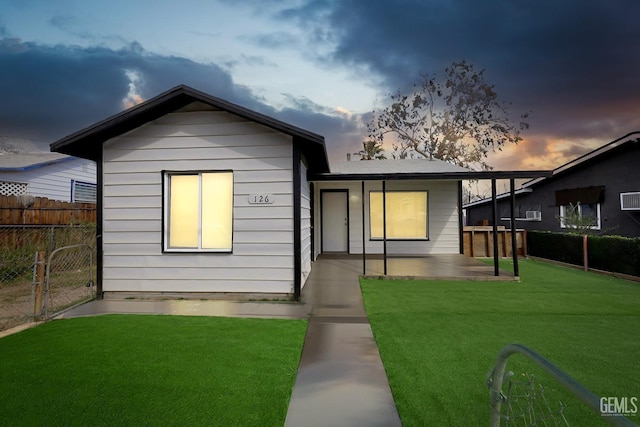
463, 131, 640, 208
522, 131, 640, 188
0, 153, 73, 171
50, 84, 329, 173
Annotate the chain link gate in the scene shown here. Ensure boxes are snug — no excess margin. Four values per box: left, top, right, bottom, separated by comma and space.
43, 244, 95, 319
0, 225, 96, 332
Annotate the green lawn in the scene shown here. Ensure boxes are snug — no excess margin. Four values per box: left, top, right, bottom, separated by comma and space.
361, 259, 640, 426
0, 315, 307, 426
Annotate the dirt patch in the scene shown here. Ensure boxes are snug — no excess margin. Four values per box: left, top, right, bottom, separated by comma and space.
0, 280, 93, 332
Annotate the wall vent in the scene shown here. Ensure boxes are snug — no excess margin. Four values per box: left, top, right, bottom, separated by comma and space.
620, 192, 640, 211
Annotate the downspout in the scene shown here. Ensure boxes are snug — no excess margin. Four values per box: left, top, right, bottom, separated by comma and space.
96, 155, 104, 299
458, 181, 464, 254
310, 182, 314, 261
292, 144, 302, 301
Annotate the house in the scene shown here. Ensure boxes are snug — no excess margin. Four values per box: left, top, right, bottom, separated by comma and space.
0, 153, 97, 203
312, 159, 469, 257
51, 85, 549, 300
464, 132, 640, 238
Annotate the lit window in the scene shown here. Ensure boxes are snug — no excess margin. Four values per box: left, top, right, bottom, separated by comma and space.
164, 171, 233, 252
559, 203, 601, 230
370, 191, 428, 239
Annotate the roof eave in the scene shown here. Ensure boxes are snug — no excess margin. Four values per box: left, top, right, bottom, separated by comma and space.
463, 187, 534, 208
521, 131, 640, 189
310, 170, 552, 181
50, 85, 328, 170
0, 155, 75, 172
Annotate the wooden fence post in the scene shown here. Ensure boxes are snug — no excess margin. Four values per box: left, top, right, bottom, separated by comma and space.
583, 234, 588, 272
33, 251, 46, 320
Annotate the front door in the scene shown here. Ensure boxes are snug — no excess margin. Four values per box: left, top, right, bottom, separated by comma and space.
321, 191, 348, 252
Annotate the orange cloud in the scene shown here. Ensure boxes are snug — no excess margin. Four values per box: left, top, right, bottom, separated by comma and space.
487, 134, 608, 171
122, 70, 144, 109
123, 94, 144, 109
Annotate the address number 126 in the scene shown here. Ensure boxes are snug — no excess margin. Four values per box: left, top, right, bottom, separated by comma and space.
248, 194, 274, 204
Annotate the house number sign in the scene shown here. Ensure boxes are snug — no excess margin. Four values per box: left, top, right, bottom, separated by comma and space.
248, 194, 274, 204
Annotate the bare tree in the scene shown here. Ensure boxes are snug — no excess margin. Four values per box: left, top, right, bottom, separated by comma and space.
367, 61, 529, 170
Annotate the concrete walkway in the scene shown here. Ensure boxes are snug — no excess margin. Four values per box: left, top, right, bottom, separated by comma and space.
285, 257, 402, 427
57, 298, 311, 320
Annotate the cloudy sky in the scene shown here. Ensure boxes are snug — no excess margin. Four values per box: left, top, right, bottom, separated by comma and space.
1, 0, 639, 170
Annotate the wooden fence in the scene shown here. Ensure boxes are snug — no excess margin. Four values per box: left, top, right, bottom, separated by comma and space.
0, 195, 96, 225
463, 226, 527, 257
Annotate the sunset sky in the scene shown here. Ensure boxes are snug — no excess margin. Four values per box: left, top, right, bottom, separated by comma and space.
1, 0, 639, 170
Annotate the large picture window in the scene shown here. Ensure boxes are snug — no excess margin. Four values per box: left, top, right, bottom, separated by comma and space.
164, 171, 233, 252
370, 191, 428, 240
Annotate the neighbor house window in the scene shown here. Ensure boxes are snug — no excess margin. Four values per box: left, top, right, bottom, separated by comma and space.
559, 203, 601, 230
71, 180, 97, 203
164, 171, 233, 252
370, 191, 428, 239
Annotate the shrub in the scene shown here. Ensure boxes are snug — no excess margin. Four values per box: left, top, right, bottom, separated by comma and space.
528, 231, 583, 265
528, 231, 640, 277
588, 235, 640, 276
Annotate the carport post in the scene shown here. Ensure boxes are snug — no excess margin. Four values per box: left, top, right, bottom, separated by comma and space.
383, 180, 387, 276
510, 178, 519, 278
491, 179, 500, 276
362, 180, 366, 275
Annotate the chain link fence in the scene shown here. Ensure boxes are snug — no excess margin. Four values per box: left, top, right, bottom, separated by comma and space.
493, 372, 568, 426
488, 344, 636, 427
0, 225, 96, 332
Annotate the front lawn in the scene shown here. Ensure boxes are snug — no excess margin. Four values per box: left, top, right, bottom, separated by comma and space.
361, 259, 640, 426
0, 315, 307, 426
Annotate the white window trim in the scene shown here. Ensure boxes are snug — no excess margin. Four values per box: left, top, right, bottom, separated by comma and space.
163, 171, 234, 253
499, 216, 542, 222
559, 203, 601, 230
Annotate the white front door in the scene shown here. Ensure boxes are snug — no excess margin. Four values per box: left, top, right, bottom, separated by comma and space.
322, 191, 348, 252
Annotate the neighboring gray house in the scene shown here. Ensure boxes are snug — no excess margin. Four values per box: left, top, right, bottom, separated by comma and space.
465, 132, 640, 238
0, 153, 96, 202
51, 85, 548, 300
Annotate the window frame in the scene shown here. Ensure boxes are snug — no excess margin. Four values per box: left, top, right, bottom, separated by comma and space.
369, 190, 429, 241
71, 180, 97, 203
559, 203, 601, 230
162, 170, 234, 253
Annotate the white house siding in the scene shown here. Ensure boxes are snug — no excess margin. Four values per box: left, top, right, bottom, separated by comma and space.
102, 108, 296, 295
0, 158, 96, 202
300, 159, 312, 288
314, 180, 460, 256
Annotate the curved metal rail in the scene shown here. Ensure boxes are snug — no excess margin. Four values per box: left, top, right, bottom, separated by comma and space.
488, 343, 636, 427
